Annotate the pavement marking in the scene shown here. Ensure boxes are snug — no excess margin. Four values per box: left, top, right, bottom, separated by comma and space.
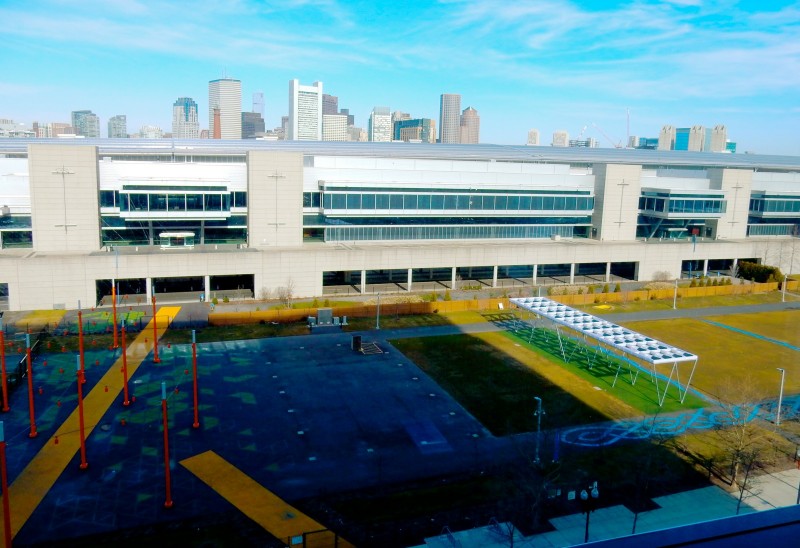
16, 310, 67, 331
2, 306, 180, 546
180, 450, 353, 546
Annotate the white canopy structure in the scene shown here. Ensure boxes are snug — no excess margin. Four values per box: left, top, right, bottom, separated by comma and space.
509, 297, 699, 406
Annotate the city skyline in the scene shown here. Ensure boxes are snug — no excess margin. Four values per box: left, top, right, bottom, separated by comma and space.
1, 1, 799, 154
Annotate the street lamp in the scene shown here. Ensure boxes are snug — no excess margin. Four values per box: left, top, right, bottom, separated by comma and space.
375, 292, 381, 330
580, 481, 600, 543
673, 278, 678, 310
776, 367, 786, 426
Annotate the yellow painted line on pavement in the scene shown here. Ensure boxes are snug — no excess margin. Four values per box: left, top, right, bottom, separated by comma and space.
181, 451, 353, 546
1, 306, 181, 547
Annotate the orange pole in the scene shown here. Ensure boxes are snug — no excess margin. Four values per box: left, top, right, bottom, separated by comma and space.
152, 296, 160, 364
0, 327, 8, 412
121, 326, 130, 406
161, 382, 173, 508
77, 309, 85, 384
76, 357, 88, 470
0, 422, 12, 548
25, 334, 37, 438
192, 330, 199, 428
112, 285, 119, 349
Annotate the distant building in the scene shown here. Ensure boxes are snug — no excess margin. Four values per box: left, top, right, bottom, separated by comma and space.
726, 141, 737, 153
322, 94, 339, 116
208, 78, 242, 139
339, 108, 355, 127
459, 106, 479, 144
348, 126, 367, 142
707, 125, 727, 152
288, 79, 323, 141
392, 111, 411, 125
138, 125, 163, 139
569, 138, 598, 148
394, 118, 436, 143
439, 93, 461, 144
658, 125, 676, 150
368, 106, 392, 142
172, 97, 199, 139
108, 115, 127, 138
634, 137, 659, 150
551, 130, 569, 147
253, 91, 264, 117
241, 111, 265, 139
322, 114, 348, 141
71, 110, 100, 138
526, 129, 540, 146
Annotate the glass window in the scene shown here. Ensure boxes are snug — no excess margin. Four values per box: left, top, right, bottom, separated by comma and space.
168, 195, 185, 211
519, 196, 531, 210
312, 192, 320, 208
130, 194, 148, 211
495, 196, 507, 210
187, 194, 203, 211
347, 194, 361, 209
471, 195, 482, 209
418, 194, 430, 210
457, 195, 470, 209
233, 191, 247, 208
444, 195, 457, 209
431, 195, 444, 209
100, 190, 116, 208
303, 192, 311, 207
332, 194, 346, 209
565, 197, 576, 210
554, 197, 566, 210
390, 194, 403, 209
376, 194, 390, 209
533, 197, 545, 210
508, 196, 520, 210
204, 194, 221, 211
362, 194, 375, 209
404, 194, 417, 209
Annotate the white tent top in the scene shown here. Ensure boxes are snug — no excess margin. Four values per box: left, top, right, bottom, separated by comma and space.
510, 297, 697, 365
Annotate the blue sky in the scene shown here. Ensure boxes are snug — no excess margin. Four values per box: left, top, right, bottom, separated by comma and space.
1, 0, 799, 155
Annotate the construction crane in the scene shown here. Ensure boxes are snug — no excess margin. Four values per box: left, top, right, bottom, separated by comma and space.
591, 123, 623, 148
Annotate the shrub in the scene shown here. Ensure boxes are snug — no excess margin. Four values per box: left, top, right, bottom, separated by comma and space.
594, 297, 600, 304
689, 279, 697, 288
602, 283, 610, 293
614, 283, 621, 293
443, 290, 452, 301
652, 270, 671, 282
312, 298, 319, 308
222, 296, 229, 303
212, 297, 219, 305
736, 261, 783, 283
323, 298, 330, 307
577, 287, 584, 295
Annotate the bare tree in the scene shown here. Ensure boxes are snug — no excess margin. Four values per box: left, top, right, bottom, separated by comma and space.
276, 278, 295, 308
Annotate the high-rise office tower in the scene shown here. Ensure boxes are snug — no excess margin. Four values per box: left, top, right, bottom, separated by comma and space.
208, 77, 242, 139
288, 79, 323, 140
322, 114, 348, 141
253, 92, 264, 116
71, 110, 100, 138
138, 125, 163, 139
392, 111, 411, 125
526, 129, 540, 146
459, 106, 479, 144
394, 118, 436, 143
551, 130, 569, 147
108, 115, 127, 138
339, 108, 355, 126
707, 125, 727, 152
368, 107, 392, 142
241, 112, 265, 138
323, 94, 339, 116
172, 97, 199, 139
438, 93, 461, 144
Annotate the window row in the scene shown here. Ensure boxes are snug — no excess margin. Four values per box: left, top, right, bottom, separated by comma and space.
319, 193, 594, 212
324, 224, 576, 242
103, 191, 246, 209
667, 199, 725, 214
749, 199, 800, 214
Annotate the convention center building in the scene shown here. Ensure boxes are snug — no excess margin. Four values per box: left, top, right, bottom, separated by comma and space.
0, 140, 798, 311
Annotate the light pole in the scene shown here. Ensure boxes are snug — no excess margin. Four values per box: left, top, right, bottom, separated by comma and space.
533, 396, 543, 464
782, 274, 787, 303
580, 481, 600, 543
673, 278, 678, 310
776, 367, 786, 426
375, 293, 381, 330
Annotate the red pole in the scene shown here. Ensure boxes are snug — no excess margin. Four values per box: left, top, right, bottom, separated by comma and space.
25, 334, 37, 438
152, 296, 160, 364
0, 326, 9, 412
192, 330, 199, 428
0, 422, 13, 548
161, 381, 173, 508
77, 308, 86, 384
121, 326, 130, 406
112, 284, 119, 349
75, 357, 88, 470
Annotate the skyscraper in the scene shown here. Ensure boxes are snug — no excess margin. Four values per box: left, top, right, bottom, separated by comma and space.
551, 130, 569, 147
322, 114, 348, 141
253, 92, 264, 117
459, 106, 480, 144
394, 118, 436, 143
368, 107, 392, 142
71, 110, 100, 138
208, 78, 242, 139
658, 125, 676, 150
241, 111, 265, 138
288, 79, 323, 140
172, 97, 199, 139
526, 129, 540, 146
438, 93, 461, 144
108, 115, 127, 138
322, 94, 339, 116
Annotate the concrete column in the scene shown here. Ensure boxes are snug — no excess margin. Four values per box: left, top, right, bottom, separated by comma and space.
451, 267, 457, 289
360, 270, 366, 294
703, 259, 709, 277
407, 268, 413, 292
605, 262, 612, 283
732, 258, 738, 276
146, 277, 153, 299
532, 264, 538, 286
204, 275, 210, 302
570, 263, 576, 285
492, 265, 498, 288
